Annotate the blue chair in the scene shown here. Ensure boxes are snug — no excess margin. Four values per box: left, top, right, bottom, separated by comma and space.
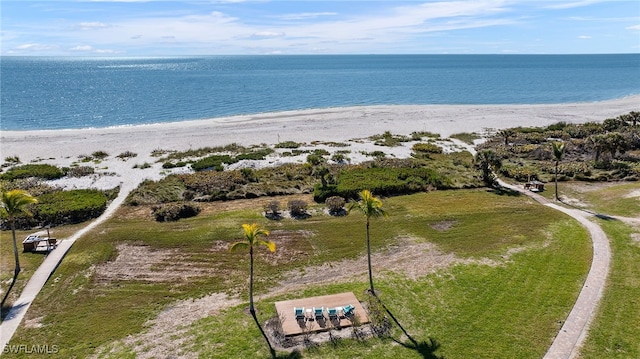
294, 307, 305, 320
313, 307, 324, 320
343, 304, 355, 316
327, 307, 338, 319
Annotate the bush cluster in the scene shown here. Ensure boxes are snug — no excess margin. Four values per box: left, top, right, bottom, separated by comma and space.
325, 196, 346, 215
275, 141, 302, 149
64, 166, 95, 178
314, 166, 449, 201
190, 149, 274, 171
287, 199, 308, 218
152, 202, 201, 222
412, 142, 443, 155
33, 189, 108, 227
0, 164, 65, 181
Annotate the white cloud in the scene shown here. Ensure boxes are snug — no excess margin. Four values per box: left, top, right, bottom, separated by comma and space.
250, 31, 285, 39
76, 22, 111, 31
69, 45, 116, 54
277, 12, 338, 21
545, 0, 606, 10
578, 35, 592, 39
13, 43, 58, 51
626, 25, 640, 31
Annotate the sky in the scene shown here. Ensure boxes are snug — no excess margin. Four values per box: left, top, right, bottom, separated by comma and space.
1, 0, 639, 56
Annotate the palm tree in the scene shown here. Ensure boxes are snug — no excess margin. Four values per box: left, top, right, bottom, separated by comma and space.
349, 190, 387, 296
229, 223, 276, 358
1, 189, 38, 277
551, 142, 566, 201
498, 129, 516, 146
475, 149, 502, 187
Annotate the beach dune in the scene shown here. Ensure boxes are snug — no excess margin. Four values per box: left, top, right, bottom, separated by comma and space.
3, 97, 639, 163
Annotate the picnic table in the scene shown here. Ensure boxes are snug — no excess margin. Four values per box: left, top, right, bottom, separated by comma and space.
22, 235, 57, 252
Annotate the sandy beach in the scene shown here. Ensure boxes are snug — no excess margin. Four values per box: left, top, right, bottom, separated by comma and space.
2, 96, 638, 192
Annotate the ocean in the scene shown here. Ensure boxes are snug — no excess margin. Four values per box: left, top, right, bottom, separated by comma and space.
1, 54, 639, 131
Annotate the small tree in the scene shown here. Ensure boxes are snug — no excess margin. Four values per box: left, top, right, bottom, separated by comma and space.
475, 149, 502, 187
498, 129, 516, 146
287, 199, 308, 218
264, 200, 280, 219
551, 141, 566, 201
229, 224, 276, 358
325, 196, 346, 216
349, 190, 388, 295
1, 189, 38, 277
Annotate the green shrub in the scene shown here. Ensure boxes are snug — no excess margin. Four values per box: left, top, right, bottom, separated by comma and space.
191, 155, 233, 172
264, 200, 281, 219
314, 166, 449, 201
275, 141, 301, 149
331, 153, 349, 164
116, 151, 137, 160
450, 132, 480, 145
325, 196, 346, 215
369, 131, 411, 147
287, 199, 309, 218
3, 156, 20, 164
235, 148, 274, 161
65, 166, 95, 177
411, 131, 441, 140
152, 202, 201, 222
34, 189, 108, 226
500, 165, 539, 182
306, 154, 325, 166
412, 142, 443, 155
91, 151, 109, 159
126, 176, 186, 205
0, 164, 65, 181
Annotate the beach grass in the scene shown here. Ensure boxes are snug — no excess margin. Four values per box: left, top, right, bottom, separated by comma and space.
4, 189, 592, 358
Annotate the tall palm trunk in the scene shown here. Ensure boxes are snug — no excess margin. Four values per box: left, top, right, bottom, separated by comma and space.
366, 218, 375, 295
249, 246, 254, 311
10, 218, 20, 277
248, 246, 275, 358
555, 160, 559, 201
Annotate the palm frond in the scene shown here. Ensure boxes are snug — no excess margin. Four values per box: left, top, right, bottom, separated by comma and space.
229, 241, 249, 252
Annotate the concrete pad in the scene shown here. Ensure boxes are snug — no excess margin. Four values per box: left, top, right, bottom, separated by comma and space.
275, 292, 370, 336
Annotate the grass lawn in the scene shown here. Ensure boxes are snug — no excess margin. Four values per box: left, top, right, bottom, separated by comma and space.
5, 189, 592, 358
579, 219, 640, 358
577, 182, 640, 218
1, 223, 87, 317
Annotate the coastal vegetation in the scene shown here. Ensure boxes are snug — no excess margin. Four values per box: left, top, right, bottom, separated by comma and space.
479, 112, 640, 183
4, 190, 592, 358
0, 112, 638, 357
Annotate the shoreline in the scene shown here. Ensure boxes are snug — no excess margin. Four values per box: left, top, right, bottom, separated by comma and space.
2, 96, 638, 192
3, 94, 639, 135
3, 96, 639, 154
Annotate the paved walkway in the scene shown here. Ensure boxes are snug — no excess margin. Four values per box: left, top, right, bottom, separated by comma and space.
498, 180, 611, 359
0, 181, 135, 352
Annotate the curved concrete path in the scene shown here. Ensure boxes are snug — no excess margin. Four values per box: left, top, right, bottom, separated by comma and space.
0, 181, 136, 353
498, 180, 611, 359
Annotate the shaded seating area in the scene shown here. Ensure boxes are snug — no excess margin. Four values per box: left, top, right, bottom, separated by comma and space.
275, 292, 370, 336
22, 235, 58, 252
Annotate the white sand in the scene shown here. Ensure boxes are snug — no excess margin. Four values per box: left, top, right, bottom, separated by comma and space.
2, 96, 638, 192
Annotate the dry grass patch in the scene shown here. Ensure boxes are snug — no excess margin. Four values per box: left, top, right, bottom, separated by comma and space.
94, 244, 219, 283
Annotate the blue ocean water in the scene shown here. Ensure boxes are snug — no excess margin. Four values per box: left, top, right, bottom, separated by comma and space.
1, 54, 639, 131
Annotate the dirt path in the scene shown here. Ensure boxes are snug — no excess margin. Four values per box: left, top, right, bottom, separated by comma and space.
497, 180, 611, 359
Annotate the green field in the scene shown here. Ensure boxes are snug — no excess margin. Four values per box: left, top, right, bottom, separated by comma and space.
3, 189, 596, 358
